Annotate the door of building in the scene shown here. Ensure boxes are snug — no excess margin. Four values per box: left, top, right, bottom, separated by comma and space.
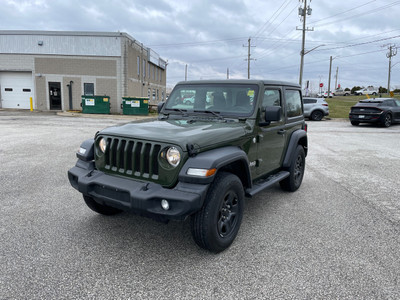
0, 71, 33, 109
49, 82, 61, 110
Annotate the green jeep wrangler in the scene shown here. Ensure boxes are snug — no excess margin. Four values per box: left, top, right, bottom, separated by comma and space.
68, 80, 308, 253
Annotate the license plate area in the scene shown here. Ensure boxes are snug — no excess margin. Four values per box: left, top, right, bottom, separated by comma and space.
358, 115, 365, 119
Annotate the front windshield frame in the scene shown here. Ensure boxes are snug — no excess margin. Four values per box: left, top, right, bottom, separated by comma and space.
164, 83, 259, 118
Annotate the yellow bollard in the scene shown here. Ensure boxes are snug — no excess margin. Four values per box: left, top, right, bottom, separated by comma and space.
30, 97, 33, 111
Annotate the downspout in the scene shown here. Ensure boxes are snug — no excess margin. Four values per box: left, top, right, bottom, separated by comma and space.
67, 81, 73, 110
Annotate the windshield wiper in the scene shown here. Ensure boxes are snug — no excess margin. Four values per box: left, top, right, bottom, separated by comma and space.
164, 108, 189, 117
203, 110, 225, 120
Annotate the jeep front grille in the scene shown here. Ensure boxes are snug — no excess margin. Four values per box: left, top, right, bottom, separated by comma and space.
103, 138, 161, 179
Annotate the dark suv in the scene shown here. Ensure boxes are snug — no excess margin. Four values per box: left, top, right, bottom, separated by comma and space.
68, 80, 308, 253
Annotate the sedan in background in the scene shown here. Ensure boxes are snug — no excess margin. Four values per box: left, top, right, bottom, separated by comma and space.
303, 97, 330, 121
349, 98, 400, 127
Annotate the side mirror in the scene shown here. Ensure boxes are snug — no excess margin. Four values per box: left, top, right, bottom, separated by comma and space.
157, 102, 165, 113
264, 106, 281, 123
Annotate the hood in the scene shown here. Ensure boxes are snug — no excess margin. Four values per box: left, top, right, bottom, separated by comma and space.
100, 119, 250, 151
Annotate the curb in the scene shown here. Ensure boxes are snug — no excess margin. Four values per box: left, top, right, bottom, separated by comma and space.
57, 111, 157, 121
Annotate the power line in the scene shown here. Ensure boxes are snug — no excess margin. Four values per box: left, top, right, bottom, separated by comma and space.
310, 1, 400, 28
314, 35, 400, 52
253, 0, 292, 39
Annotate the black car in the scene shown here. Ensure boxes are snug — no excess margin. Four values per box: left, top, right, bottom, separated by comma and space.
349, 98, 400, 127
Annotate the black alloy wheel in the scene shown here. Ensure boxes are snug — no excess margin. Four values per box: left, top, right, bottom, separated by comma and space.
311, 110, 323, 121
280, 145, 305, 192
383, 113, 392, 127
191, 172, 244, 253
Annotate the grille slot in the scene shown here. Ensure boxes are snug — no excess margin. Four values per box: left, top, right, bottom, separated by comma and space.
104, 138, 161, 179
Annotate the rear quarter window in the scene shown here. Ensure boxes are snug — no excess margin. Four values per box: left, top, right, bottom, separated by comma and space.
303, 99, 317, 104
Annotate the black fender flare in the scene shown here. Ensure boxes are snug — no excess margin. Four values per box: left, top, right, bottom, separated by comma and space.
76, 139, 95, 162
282, 130, 308, 168
179, 146, 251, 186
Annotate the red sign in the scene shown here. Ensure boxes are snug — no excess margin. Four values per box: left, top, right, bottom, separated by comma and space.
319, 83, 324, 87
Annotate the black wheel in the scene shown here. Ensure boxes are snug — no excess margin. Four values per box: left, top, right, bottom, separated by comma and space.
351, 121, 360, 126
280, 145, 305, 192
310, 110, 323, 121
83, 195, 123, 215
190, 172, 244, 253
382, 113, 392, 127
372, 92, 377, 96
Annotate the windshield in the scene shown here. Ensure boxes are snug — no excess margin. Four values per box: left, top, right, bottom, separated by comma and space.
164, 84, 259, 117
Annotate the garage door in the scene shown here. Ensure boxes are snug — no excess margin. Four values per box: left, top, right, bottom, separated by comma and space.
0, 72, 33, 109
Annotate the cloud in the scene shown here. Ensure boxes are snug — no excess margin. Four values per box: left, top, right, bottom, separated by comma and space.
1, 0, 399, 90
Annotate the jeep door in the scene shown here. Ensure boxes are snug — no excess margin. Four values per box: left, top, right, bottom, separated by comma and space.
256, 87, 286, 176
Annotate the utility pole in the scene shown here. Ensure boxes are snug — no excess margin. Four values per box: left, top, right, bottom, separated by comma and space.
243, 37, 255, 79
185, 64, 188, 81
328, 56, 333, 98
227, 68, 229, 79
335, 67, 338, 90
385, 44, 397, 93
297, 0, 313, 87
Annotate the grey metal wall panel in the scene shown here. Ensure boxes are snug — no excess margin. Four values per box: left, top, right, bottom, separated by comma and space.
0, 35, 121, 57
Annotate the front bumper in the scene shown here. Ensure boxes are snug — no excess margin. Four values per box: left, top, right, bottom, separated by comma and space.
68, 159, 209, 220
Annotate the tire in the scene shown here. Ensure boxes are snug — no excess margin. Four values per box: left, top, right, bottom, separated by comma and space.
83, 195, 123, 215
190, 172, 244, 253
382, 113, 392, 127
280, 145, 305, 192
351, 121, 360, 126
372, 92, 377, 96
310, 110, 323, 121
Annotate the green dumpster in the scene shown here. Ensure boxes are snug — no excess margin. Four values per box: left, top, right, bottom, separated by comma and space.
81, 95, 110, 114
121, 97, 149, 115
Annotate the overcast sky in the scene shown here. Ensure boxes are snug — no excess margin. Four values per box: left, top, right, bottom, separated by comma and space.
1, 0, 400, 91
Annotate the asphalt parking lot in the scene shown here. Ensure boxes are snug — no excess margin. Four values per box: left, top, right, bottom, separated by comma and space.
1, 111, 399, 299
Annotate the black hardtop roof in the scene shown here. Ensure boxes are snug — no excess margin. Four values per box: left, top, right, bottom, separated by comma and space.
175, 79, 300, 88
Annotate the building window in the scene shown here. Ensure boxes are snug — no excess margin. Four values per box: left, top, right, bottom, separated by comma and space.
84, 83, 94, 96
143, 60, 146, 79
137, 56, 140, 76
23, 88, 31, 92
5, 88, 13, 91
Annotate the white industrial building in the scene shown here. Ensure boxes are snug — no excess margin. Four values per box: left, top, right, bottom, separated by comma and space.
0, 30, 167, 113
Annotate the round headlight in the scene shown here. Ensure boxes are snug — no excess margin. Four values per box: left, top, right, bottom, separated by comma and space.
166, 147, 181, 167
99, 138, 107, 153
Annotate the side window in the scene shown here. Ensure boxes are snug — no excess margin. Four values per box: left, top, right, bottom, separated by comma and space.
262, 89, 282, 122
303, 99, 316, 104
263, 89, 281, 108
286, 90, 302, 118
395, 99, 400, 106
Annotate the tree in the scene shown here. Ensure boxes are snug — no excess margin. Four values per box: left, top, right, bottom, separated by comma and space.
379, 86, 388, 94
351, 86, 362, 94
